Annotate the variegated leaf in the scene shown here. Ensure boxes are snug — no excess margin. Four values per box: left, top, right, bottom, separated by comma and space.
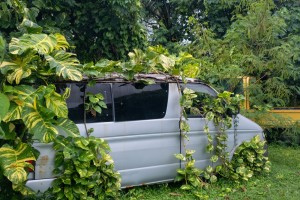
0, 141, 36, 184
22, 102, 58, 143
0, 93, 10, 120
4, 85, 36, 104
0, 61, 18, 74
45, 50, 82, 81
55, 118, 80, 137
44, 85, 68, 118
3, 103, 22, 122
3, 85, 40, 122
0, 35, 5, 63
0, 122, 16, 140
0, 51, 38, 84
7, 68, 32, 84
12, 184, 35, 196
158, 54, 175, 71
9, 34, 57, 55
54, 33, 70, 50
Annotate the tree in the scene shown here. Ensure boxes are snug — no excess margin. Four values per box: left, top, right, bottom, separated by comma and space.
186, 0, 300, 107
0, 0, 147, 61
141, 0, 259, 53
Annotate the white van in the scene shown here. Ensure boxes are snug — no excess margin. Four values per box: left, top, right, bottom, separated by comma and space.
26, 74, 265, 192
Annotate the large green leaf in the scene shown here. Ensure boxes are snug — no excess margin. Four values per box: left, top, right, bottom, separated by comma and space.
2, 85, 37, 122
0, 61, 18, 74
20, 18, 43, 34
45, 50, 82, 81
3, 103, 22, 122
0, 122, 16, 140
3, 85, 37, 122
44, 85, 68, 118
22, 100, 58, 143
9, 34, 57, 55
55, 118, 80, 137
7, 68, 32, 84
0, 92, 10, 120
0, 35, 5, 63
54, 33, 70, 50
0, 141, 36, 184
157, 54, 175, 71
0, 51, 38, 84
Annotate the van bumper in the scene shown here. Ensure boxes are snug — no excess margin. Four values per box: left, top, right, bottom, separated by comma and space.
26, 178, 55, 193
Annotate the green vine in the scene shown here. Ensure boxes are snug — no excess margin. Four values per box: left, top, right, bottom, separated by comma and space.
202, 92, 244, 178
175, 87, 205, 190
51, 91, 120, 199
175, 88, 270, 198
51, 135, 121, 200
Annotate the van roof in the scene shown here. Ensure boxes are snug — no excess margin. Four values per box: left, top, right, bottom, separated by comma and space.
61, 73, 207, 84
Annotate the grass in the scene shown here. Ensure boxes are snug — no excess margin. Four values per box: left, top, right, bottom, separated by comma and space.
120, 145, 300, 200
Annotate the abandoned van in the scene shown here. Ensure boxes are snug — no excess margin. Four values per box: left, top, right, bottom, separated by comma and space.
26, 74, 265, 192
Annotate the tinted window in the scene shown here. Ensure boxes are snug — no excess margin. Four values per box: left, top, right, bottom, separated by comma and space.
56, 83, 85, 123
113, 83, 168, 121
85, 83, 113, 122
182, 84, 217, 118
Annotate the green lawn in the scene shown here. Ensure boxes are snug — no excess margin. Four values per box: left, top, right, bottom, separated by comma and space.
121, 145, 300, 200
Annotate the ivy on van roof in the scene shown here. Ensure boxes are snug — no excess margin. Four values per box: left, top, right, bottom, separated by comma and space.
82, 45, 204, 83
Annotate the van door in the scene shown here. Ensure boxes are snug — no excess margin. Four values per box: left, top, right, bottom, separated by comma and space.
86, 82, 180, 186
180, 83, 236, 169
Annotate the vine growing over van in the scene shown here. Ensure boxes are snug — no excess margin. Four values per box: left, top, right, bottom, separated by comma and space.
174, 88, 270, 197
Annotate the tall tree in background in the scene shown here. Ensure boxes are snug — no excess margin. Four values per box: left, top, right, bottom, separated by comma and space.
191, 0, 300, 107
141, 0, 258, 53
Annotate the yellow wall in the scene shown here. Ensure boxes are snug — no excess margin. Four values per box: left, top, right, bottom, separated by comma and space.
271, 109, 300, 122
242, 76, 300, 126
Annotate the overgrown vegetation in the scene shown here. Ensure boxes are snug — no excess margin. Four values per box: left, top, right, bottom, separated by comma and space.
0, 0, 299, 199
51, 136, 121, 200
174, 89, 270, 198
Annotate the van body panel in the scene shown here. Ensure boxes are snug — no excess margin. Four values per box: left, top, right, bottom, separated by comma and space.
32, 143, 55, 180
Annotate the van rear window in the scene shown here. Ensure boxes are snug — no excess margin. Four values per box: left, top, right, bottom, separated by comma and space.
57, 82, 168, 123
113, 83, 168, 121
56, 83, 85, 123
85, 83, 113, 123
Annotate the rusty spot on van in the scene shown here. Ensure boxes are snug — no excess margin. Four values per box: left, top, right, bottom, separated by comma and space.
39, 155, 49, 166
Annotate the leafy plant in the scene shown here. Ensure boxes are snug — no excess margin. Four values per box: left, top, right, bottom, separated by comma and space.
224, 135, 271, 181
85, 92, 107, 117
51, 135, 121, 200
175, 150, 204, 191
0, 2, 83, 196
0, 139, 39, 196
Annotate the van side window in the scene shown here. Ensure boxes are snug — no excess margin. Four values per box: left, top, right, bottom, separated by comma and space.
113, 83, 168, 121
182, 84, 217, 118
56, 83, 85, 123
85, 83, 113, 122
